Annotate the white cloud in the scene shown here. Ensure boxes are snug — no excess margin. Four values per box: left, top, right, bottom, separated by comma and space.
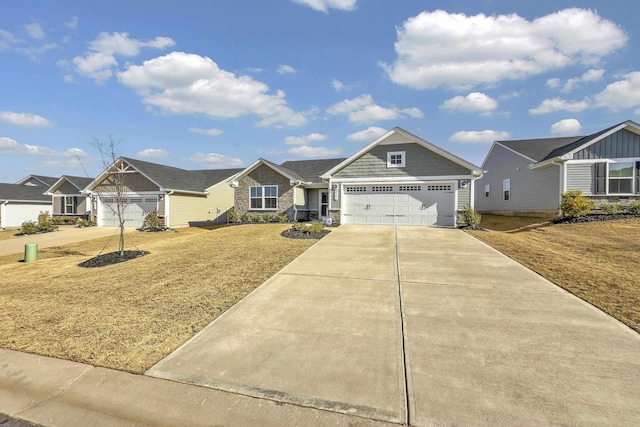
383, 8, 627, 90
551, 119, 582, 134
18, 42, 59, 60
346, 126, 387, 142
0, 136, 87, 159
65, 16, 78, 30
560, 69, 605, 92
118, 52, 308, 127
287, 145, 342, 158
327, 94, 423, 124
332, 79, 345, 91
529, 97, 590, 114
546, 78, 561, 88
499, 91, 522, 100
277, 64, 297, 75
137, 148, 169, 158
593, 71, 640, 112
72, 32, 175, 84
25, 23, 44, 40
449, 130, 510, 143
440, 92, 498, 114
245, 67, 264, 73
188, 127, 223, 136
284, 133, 327, 145
0, 111, 54, 127
187, 153, 244, 167
292, 0, 357, 13
0, 29, 20, 51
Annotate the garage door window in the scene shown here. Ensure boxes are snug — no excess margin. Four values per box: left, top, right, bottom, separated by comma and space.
250, 185, 278, 209
427, 185, 451, 191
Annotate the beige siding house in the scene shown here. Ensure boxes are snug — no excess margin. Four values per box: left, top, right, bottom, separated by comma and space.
85, 157, 242, 228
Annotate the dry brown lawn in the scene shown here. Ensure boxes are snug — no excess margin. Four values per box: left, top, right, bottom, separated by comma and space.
0, 224, 319, 373
467, 215, 640, 333
0, 229, 18, 241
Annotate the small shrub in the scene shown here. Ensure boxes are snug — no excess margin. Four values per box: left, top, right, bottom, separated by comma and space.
52, 216, 77, 225
249, 213, 263, 223
262, 212, 275, 222
291, 222, 308, 232
20, 220, 37, 235
291, 221, 324, 234
142, 210, 164, 231
228, 208, 239, 223
461, 204, 481, 228
628, 200, 640, 215
76, 219, 91, 227
600, 203, 621, 214
308, 221, 325, 234
240, 212, 250, 223
277, 212, 289, 223
37, 211, 57, 232
559, 190, 594, 218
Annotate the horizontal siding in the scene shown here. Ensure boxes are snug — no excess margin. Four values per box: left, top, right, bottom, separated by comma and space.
295, 186, 307, 209
566, 163, 595, 195
475, 144, 560, 213
457, 185, 470, 210
574, 129, 640, 159
334, 143, 471, 179
169, 181, 235, 227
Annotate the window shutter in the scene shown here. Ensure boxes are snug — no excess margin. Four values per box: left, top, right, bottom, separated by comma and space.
595, 162, 606, 194
636, 162, 640, 194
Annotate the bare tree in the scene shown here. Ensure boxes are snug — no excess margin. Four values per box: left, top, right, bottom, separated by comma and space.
92, 137, 128, 256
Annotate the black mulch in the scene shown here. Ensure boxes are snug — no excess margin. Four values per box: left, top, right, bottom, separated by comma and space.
553, 213, 640, 224
281, 229, 330, 240
78, 250, 150, 268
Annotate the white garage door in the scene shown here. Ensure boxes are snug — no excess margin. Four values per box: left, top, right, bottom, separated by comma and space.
342, 184, 455, 226
99, 197, 157, 227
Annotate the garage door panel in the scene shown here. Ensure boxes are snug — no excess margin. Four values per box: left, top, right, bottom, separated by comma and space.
100, 197, 157, 227
343, 184, 455, 227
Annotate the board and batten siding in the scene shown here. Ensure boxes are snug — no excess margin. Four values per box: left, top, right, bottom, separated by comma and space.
168, 180, 235, 227
476, 144, 560, 214
566, 163, 595, 195
574, 129, 640, 160
333, 143, 471, 179
93, 172, 160, 193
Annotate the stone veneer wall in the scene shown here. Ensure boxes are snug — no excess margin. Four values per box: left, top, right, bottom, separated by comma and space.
235, 164, 295, 218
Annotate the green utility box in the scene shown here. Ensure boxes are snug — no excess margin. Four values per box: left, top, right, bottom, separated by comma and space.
24, 243, 38, 262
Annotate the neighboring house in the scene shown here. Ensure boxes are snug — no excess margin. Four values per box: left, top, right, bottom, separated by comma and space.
231, 127, 483, 227
84, 157, 243, 228
45, 176, 94, 219
15, 175, 58, 187
0, 183, 52, 229
475, 120, 640, 216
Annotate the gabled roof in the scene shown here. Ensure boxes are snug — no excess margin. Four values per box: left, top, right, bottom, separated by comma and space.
16, 174, 58, 187
228, 158, 306, 185
0, 183, 51, 202
280, 158, 346, 184
322, 127, 482, 178
87, 157, 243, 194
46, 175, 95, 194
498, 136, 584, 162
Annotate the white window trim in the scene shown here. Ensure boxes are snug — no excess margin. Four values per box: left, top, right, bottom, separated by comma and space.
503, 179, 511, 201
607, 161, 635, 195
250, 185, 278, 210
387, 151, 406, 168
64, 196, 75, 214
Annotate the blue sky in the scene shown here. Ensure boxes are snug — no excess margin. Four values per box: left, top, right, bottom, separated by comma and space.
2, 0, 639, 182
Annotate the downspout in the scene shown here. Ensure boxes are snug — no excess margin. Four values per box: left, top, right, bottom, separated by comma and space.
551, 159, 564, 217
1, 201, 7, 229
165, 190, 174, 228
292, 182, 301, 222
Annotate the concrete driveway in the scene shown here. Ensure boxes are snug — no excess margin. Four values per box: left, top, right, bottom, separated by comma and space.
147, 225, 640, 426
0, 226, 126, 257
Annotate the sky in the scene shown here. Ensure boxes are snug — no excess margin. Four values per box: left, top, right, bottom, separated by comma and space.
2, 0, 640, 182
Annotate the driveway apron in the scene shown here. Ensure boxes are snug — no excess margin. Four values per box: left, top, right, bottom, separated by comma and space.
148, 225, 640, 426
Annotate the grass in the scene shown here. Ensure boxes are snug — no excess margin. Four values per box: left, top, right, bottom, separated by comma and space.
467, 214, 640, 333
0, 229, 19, 241
0, 224, 319, 373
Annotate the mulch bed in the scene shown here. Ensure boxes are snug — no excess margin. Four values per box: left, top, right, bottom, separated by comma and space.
281, 229, 330, 240
553, 213, 640, 224
78, 250, 150, 268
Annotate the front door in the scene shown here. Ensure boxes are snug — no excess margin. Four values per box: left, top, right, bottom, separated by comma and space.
320, 191, 328, 217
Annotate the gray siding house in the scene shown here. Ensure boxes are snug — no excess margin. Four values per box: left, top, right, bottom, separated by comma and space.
45, 176, 94, 219
475, 120, 640, 216
231, 127, 482, 227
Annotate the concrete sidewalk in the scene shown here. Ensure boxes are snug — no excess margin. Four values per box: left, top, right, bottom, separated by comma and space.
0, 226, 122, 257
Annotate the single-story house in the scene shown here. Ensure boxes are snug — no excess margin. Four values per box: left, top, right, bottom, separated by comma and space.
0, 183, 52, 229
230, 127, 483, 227
45, 176, 94, 219
84, 157, 243, 228
15, 175, 58, 187
475, 120, 640, 216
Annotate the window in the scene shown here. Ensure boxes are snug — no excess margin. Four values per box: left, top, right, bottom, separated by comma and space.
372, 186, 393, 192
608, 162, 633, 194
345, 186, 366, 192
503, 179, 510, 201
387, 151, 405, 168
64, 196, 76, 214
427, 185, 452, 191
399, 185, 421, 191
250, 185, 278, 209
485, 184, 490, 198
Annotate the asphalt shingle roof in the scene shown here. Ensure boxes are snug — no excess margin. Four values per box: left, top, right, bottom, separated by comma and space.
0, 183, 51, 202
121, 157, 242, 192
498, 137, 584, 162
59, 175, 95, 191
279, 158, 347, 184
17, 175, 58, 186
